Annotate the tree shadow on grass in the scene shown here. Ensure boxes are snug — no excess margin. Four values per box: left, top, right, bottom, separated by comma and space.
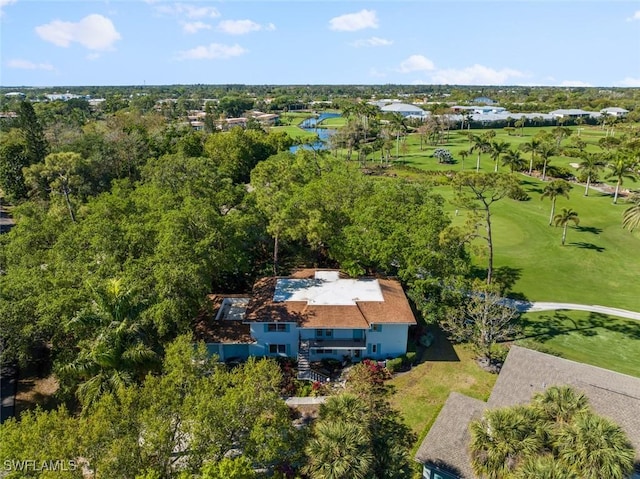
493, 266, 522, 292
418, 325, 460, 363
516, 310, 640, 343
517, 310, 600, 342
569, 241, 605, 252
575, 225, 603, 235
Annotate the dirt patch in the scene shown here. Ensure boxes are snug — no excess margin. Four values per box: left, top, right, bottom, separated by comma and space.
14, 374, 60, 415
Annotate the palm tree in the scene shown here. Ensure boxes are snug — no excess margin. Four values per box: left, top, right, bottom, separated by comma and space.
537, 142, 557, 181
304, 420, 373, 479
622, 192, 640, 232
607, 157, 638, 204
541, 180, 571, 226
554, 413, 635, 479
514, 455, 576, 479
490, 140, 511, 172
388, 113, 408, 160
470, 406, 544, 478
470, 134, 491, 172
520, 137, 541, 175
578, 153, 607, 196
532, 386, 589, 424
554, 208, 580, 245
62, 279, 160, 406
459, 149, 469, 170
501, 149, 526, 173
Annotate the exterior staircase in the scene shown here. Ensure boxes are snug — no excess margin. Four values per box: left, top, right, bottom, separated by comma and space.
297, 340, 330, 383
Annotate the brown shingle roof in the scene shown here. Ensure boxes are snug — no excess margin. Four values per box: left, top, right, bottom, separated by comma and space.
244, 270, 416, 328
415, 346, 640, 477
193, 295, 254, 344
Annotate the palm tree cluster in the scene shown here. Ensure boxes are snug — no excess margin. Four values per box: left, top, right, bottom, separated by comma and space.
304, 361, 416, 479
470, 386, 635, 479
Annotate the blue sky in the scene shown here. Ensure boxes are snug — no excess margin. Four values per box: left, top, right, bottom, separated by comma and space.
1, 0, 639, 87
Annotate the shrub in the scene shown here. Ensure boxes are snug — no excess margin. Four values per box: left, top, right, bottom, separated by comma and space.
405, 351, 417, 365
507, 184, 530, 201
386, 357, 404, 373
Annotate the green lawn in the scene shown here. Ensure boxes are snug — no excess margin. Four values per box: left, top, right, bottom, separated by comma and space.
517, 310, 640, 377
381, 124, 640, 191
373, 125, 640, 311
268, 125, 317, 140
388, 330, 495, 478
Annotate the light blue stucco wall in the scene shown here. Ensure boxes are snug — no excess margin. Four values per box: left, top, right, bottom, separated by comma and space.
250, 322, 299, 358
366, 324, 410, 359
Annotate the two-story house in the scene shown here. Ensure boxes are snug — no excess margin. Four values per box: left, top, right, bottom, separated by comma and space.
196, 269, 417, 376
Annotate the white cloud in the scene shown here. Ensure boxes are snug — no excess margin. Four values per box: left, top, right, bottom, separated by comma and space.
7, 58, 54, 70
0, 0, 16, 17
156, 3, 220, 19
182, 21, 211, 34
398, 54, 435, 73
430, 64, 524, 85
177, 43, 247, 60
626, 10, 640, 21
217, 19, 275, 35
35, 14, 121, 50
351, 36, 392, 47
559, 80, 592, 87
617, 77, 640, 87
86, 53, 101, 61
329, 9, 378, 32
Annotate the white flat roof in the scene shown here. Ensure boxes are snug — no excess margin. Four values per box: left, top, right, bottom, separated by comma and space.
273, 271, 383, 305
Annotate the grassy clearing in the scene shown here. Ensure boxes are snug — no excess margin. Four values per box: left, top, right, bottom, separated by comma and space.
268, 125, 317, 140
516, 310, 640, 377
380, 124, 640, 190
372, 125, 640, 311
389, 329, 496, 440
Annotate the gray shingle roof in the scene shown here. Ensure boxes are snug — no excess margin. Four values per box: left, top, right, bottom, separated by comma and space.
414, 392, 485, 478
415, 346, 640, 478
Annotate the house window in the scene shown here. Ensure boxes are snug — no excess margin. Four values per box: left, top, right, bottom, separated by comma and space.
325, 329, 333, 337
315, 349, 333, 354
267, 323, 287, 332
372, 344, 377, 353
269, 344, 286, 354
315, 329, 333, 337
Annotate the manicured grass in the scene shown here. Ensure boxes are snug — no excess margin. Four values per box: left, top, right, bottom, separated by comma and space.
364, 125, 640, 312
319, 116, 347, 128
269, 125, 317, 140
430, 175, 640, 311
517, 310, 640, 377
378, 125, 640, 190
389, 329, 496, 441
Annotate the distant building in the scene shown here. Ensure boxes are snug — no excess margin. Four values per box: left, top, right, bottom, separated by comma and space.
4, 92, 25, 98
379, 102, 428, 119
472, 96, 496, 105
601, 107, 629, 117
549, 108, 596, 119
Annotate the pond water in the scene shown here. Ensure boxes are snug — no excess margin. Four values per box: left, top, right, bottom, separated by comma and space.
289, 112, 340, 152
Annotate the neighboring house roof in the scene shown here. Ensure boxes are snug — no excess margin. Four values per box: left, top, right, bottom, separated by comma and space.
415, 345, 640, 478
245, 269, 416, 328
415, 392, 485, 479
